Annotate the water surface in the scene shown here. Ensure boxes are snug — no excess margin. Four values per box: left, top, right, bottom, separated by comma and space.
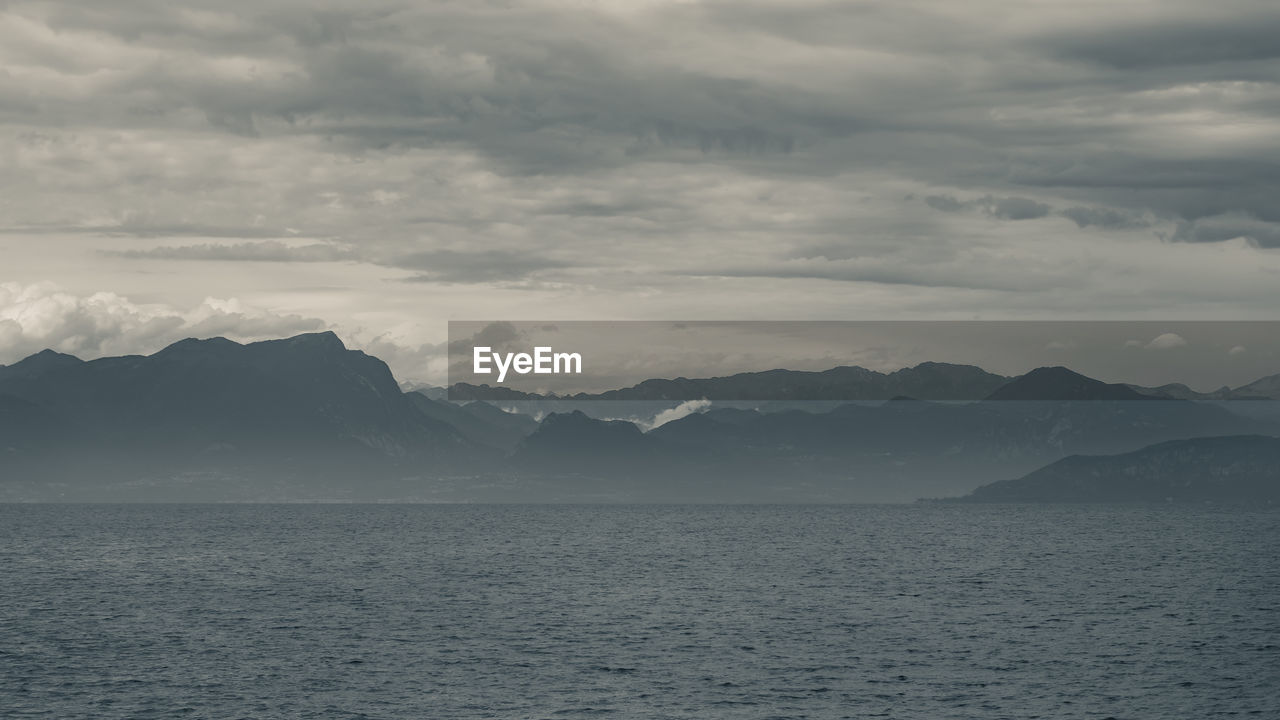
2, 504, 1277, 718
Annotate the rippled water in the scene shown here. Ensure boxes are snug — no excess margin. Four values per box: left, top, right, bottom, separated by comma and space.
2, 503, 1277, 718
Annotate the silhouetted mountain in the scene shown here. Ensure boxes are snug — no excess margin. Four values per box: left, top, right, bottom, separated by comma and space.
508, 388, 1275, 501
447, 384, 549, 402
399, 382, 448, 400
986, 366, 1154, 401
407, 392, 537, 452
451, 362, 1280, 405
513, 411, 651, 471
452, 362, 1010, 402
1125, 380, 1277, 402
955, 435, 1280, 503
881, 362, 1012, 400
1235, 373, 1280, 400
0, 332, 484, 496
0, 393, 64, 456
1125, 382, 1221, 401
0, 349, 84, 382
4, 335, 1279, 503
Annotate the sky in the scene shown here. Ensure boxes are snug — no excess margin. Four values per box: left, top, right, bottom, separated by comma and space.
1, 0, 1279, 385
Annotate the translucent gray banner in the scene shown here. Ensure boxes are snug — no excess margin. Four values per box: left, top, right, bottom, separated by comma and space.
447, 320, 1280, 401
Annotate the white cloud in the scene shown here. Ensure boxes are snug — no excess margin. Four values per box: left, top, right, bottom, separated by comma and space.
644, 398, 712, 431
1145, 332, 1188, 350
1229, 345, 1247, 356
0, 282, 326, 364
3, 0, 1280, 363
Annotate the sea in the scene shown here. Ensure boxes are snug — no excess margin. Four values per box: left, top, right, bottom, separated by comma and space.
2, 503, 1277, 719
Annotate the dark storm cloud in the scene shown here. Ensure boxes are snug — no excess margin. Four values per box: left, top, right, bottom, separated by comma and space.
2, 0, 1280, 336
1061, 207, 1149, 230
1170, 216, 1280, 248
445, 321, 524, 361
0, 223, 295, 238
394, 249, 573, 283
1041, 14, 1280, 69
924, 196, 966, 213
924, 195, 1052, 221
105, 241, 570, 282
682, 260, 1074, 293
107, 241, 359, 262
537, 198, 676, 219
989, 197, 1052, 221
14, 0, 820, 174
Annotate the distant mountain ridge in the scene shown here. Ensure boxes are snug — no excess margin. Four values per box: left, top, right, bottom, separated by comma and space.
1126, 375, 1280, 401
0, 332, 528, 498
452, 361, 1012, 402
953, 435, 1280, 503
0, 349, 86, 384
450, 362, 1280, 403
2, 334, 1279, 502
510, 390, 1272, 502
986, 366, 1157, 402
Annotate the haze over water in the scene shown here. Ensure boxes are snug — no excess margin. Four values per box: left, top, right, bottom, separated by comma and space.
3, 503, 1277, 718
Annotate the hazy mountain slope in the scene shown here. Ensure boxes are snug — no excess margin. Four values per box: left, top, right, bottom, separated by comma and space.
955, 435, 1280, 503
0, 332, 483, 495
3, 336, 1278, 503
0, 349, 85, 382
986, 366, 1155, 401
453, 362, 1011, 402
407, 393, 537, 452
1235, 373, 1280, 399
511, 385, 1276, 501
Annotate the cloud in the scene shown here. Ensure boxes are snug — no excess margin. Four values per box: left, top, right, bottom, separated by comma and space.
989, 197, 1052, 221
1040, 13, 1280, 69
107, 241, 360, 262
394, 249, 573, 283
644, 398, 712, 431
1229, 345, 1247, 356
358, 333, 448, 388
105, 242, 570, 283
1169, 214, 1280, 248
1145, 333, 1188, 350
923, 195, 1052, 221
0, 282, 327, 364
2, 0, 1280, 337
924, 195, 967, 213
1061, 207, 1149, 230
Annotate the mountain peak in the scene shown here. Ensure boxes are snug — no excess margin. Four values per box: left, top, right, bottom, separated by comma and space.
241, 330, 349, 355
284, 330, 346, 350
0, 348, 85, 380
1235, 372, 1280, 399
986, 366, 1153, 401
156, 336, 242, 355
263, 330, 345, 353
16, 348, 83, 365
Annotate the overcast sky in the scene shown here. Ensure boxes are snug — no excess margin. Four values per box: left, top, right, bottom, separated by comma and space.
2, 0, 1279, 384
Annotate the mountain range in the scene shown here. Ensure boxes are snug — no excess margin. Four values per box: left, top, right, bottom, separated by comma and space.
951, 435, 1280, 503
449, 361, 1013, 402
1, 332, 1278, 502
0, 333, 500, 499
447, 362, 1280, 404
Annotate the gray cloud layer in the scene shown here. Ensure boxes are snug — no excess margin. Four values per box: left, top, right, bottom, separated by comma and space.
2, 0, 1279, 379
